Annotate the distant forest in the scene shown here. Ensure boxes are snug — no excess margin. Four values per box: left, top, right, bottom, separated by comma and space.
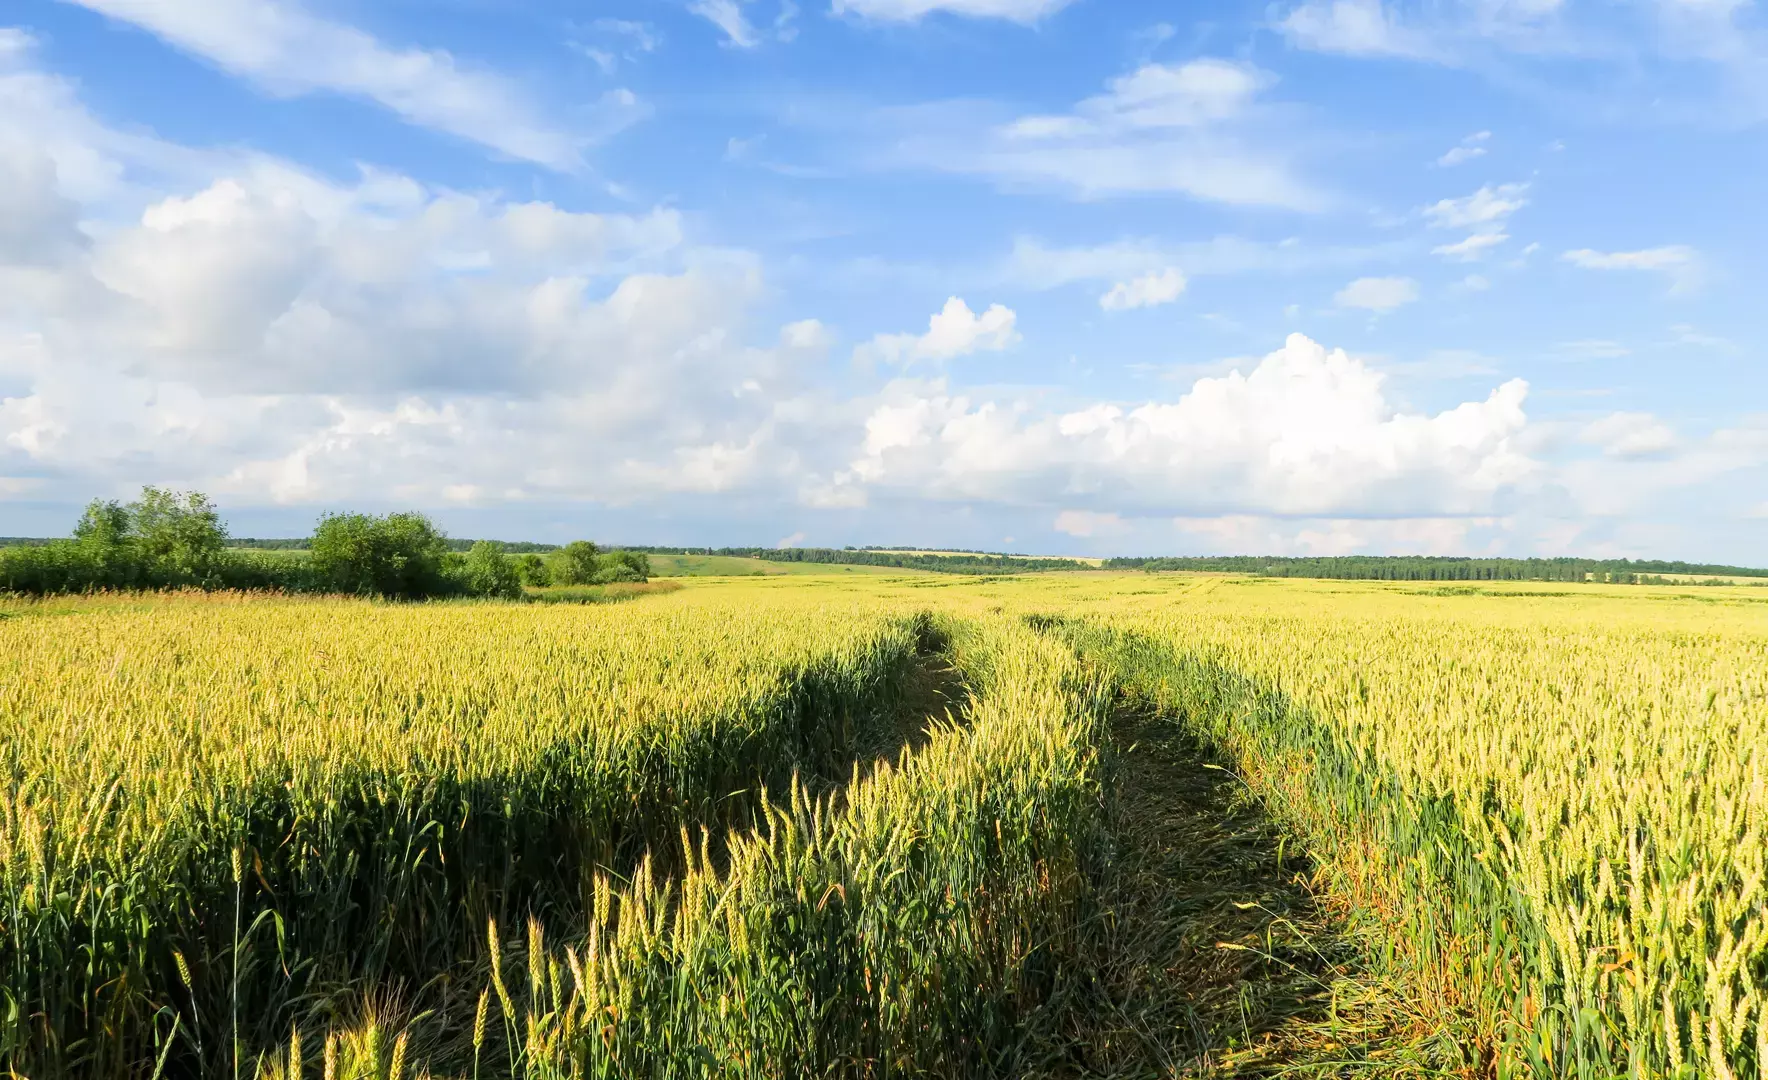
9, 532, 1762, 582
1103, 555, 1768, 582
632, 546, 1091, 575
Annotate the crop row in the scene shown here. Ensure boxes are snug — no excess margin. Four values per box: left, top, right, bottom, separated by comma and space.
0, 591, 937, 1076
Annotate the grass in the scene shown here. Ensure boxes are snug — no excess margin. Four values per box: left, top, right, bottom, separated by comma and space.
521, 580, 685, 603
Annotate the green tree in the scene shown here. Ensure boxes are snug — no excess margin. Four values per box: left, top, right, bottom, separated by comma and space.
310, 512, 450, 598
461, 541, 523, 599
128, 487, 228, 581
73, 500, 132, 549
549, 541, 601, 586
72, 499, 138, 587
515, 553, 551, 587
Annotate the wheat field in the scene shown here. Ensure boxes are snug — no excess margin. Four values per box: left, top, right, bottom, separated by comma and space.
2, 574, 1764, 1078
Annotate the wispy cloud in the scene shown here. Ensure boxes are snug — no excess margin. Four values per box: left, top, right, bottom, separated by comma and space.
833, 0, 1076, 23
688, 0, 760, 47
1335, 275, 1419, 311
1562, 245, 1703, 292
1279, 0, 1442, 59
64, 0, 630, 169
1423, 182, 1529, 229
1435, 129, 1490, 166
1100, 268, 1187, 311
895, 59, 1325, 209
1423, 182, 1526, 261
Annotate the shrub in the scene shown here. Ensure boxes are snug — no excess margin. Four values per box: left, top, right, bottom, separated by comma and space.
515, 553, 551, 587
459, 540, 524, 599
597, 549, 651, 581
309, 512, 451, 599
548, 540, 601, 585
0, 487, 233, 594
590, 564, 645, 584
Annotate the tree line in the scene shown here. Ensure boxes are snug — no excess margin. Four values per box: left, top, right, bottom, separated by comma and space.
629, 546, 1091, 575
1102, 555, 1768, 582
0, 488, 648, 599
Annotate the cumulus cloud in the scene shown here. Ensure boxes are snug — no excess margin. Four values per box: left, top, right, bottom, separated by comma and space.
828, 333, 1534, 519
0, 56, 835, 509
1561, 246, 1702, 292
1100, 268, 1186, 311
855, 297, 1020, 367
1581, 412, 1679, 458
833, 0, 1075, 21
63, 0, 629, 168
1334, 276, 1419, 311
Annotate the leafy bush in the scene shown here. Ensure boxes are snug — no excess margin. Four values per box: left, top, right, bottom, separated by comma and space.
515, 552, 551, 587
458, 540, 524, 599
128, 487, 229, 580
590, 563, 645, 584
0, 487, 238, 593
309, 512, 451, 599
599, 549, 651, 579
547, 540, 601, 585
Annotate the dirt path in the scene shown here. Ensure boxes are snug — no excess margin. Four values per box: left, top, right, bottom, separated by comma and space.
1073, 696, 1386, 1077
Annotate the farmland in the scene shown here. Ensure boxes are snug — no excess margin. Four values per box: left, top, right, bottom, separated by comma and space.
2, 574, 1765, 1077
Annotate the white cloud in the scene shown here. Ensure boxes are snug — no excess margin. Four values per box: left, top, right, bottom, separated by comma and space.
688, 0, 760, 46
1007, 235, 1396, 290
1100, 268, 1187, 311
1436, 131, 1491, 167
1335, 276, 1419, 311
911, 60, 1322, 209
1054, 509, 1124, 537
841, 333, 1534, 518
63, 0, 627, 168
1423, 183, 1529, 229
0, 64, 836, 509
1432, 231, 1509, 260
1279, 0, 1438, 58
1004, 59, 1271, 136
1174, 514, 1500, 556
779, 318, 834, 350
1581, 412, 1679, 458
832, 0, 1075, 22
1278, 0, 1768, 126
1561, 246, 1702, 291
855, 297, 1020, 366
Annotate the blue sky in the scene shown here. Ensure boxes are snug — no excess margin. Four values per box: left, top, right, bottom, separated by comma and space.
0, 0, 1763, 559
